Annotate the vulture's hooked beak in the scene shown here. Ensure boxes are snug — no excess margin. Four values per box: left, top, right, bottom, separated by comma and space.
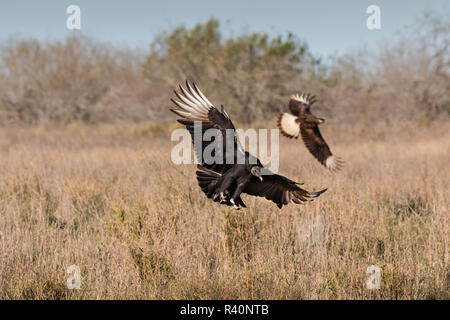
251, 166, 263, 182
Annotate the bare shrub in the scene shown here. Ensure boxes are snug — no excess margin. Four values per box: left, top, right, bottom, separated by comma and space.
0, 36, 147, 125
0, 13, 448, 127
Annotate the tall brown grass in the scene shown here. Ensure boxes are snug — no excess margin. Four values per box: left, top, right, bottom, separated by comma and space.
0, 122, 448, 299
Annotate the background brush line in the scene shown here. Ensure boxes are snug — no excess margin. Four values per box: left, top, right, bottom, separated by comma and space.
0, 13, 448, 126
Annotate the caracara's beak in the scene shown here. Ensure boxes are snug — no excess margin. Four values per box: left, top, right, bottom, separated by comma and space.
318, 118, 325, 124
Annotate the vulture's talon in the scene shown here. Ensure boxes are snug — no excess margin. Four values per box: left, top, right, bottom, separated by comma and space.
219, 192, 227, 203
229, 198, 239, 209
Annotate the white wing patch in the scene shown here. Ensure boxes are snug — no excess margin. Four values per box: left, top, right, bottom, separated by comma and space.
325, 155, 335, 168
278, 112, 300, 138
291, 94, 309, 104
170, 82, 214, 122
291, 93, 317, 106
325, 155, 344, 171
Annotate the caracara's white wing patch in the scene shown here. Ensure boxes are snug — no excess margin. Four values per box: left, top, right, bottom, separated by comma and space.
324, 155, 343, 171
325, 155, 335, 169
291, 93, 317, 106
277, 112, 300, 138
291, 94, 309, 105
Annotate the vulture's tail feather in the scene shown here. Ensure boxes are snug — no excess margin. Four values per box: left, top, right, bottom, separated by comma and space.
196, 166, 222, 198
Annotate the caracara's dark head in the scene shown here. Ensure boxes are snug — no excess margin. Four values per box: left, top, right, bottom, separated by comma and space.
291, 94, 324, 122
305, 113, 325, 125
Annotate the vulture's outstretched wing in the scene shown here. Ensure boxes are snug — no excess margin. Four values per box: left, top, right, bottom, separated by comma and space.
171, 81, 244, 173
300, 125, 343, 171
243, 171, 327, 208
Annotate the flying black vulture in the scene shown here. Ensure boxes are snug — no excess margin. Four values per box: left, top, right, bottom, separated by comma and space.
170, 81, 327, 209
277, 93, 344, 171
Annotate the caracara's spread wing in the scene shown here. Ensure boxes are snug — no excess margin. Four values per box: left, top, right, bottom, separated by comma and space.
277, 112, 300, 139
300, 125, 343, 171
278, 93, 316, 138
243, 171, 327, 208
288, 93, 316, 115
171, 81, 244, 173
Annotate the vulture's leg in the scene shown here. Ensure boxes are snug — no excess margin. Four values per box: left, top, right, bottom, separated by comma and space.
230, 182, 247, 209
219, 192, 227, 203
213, 191, 227, 203
212, 173, 234, 203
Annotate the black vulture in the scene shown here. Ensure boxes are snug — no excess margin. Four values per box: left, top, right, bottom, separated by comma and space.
277, 93, 344, 171
170, 81, 327, 209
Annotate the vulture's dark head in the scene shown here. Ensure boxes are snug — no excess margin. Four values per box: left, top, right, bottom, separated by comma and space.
245, 152, 264, 181
250, 165, 263, 181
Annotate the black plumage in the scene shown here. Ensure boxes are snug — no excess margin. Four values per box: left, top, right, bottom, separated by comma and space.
170, 81, 327, 209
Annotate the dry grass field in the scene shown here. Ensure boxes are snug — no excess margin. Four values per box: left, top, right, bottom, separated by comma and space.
0, 121, 448, 299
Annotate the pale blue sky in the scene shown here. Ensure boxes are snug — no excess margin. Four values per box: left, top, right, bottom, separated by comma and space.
0, 0, 448, 57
